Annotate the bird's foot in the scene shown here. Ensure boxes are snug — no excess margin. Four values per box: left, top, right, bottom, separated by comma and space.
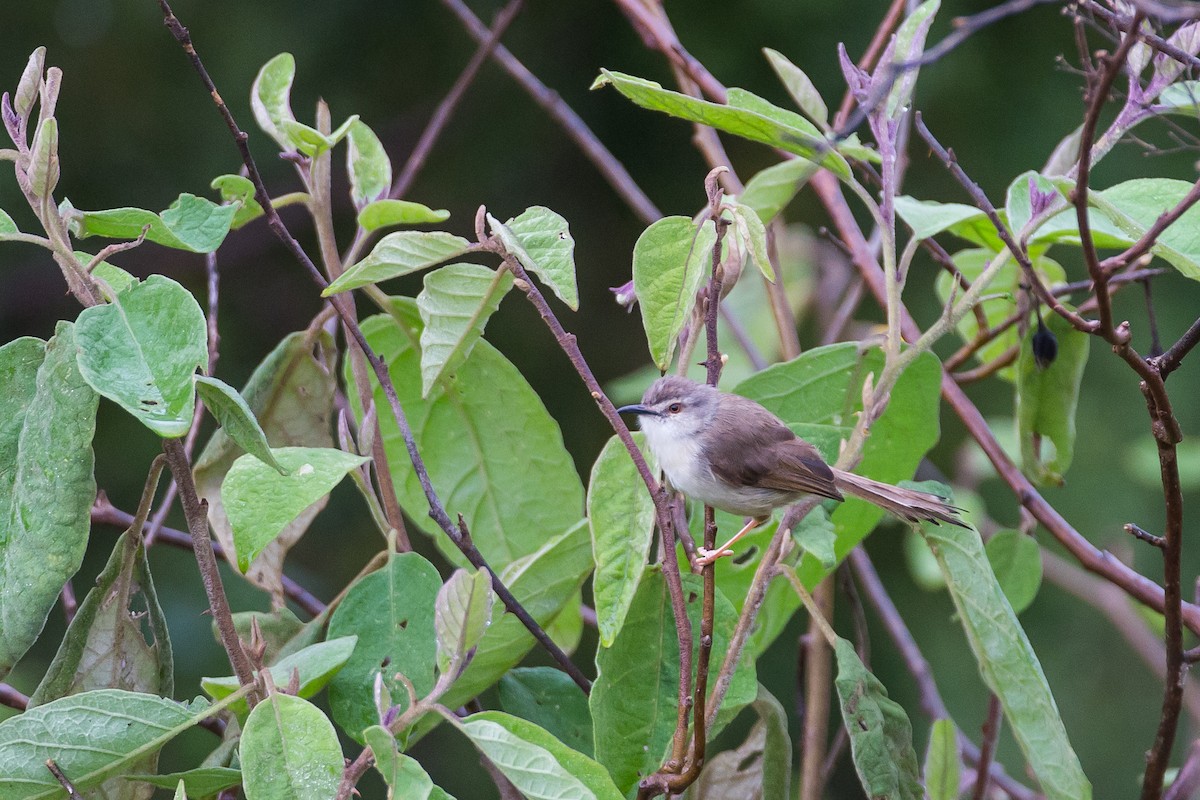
694, 546, 735, 567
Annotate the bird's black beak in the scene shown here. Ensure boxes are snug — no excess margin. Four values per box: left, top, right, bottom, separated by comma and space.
617, 403, 657, 416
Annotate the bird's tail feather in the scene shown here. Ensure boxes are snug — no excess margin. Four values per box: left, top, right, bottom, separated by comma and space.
831, 470, 966, 528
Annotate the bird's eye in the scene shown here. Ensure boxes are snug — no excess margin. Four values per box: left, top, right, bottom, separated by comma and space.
667, 402, 682, 414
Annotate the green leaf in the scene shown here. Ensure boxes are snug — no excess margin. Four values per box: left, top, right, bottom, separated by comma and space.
0, 690, 221, 799
834, 637, 923, 800
903, 528, 945, 591
240, 693, 342, 800
985, 530, 1043, 614
1082, 177, 1200, 280
417, 263, 513, 397
593, 70, 850, 179
753, 686, 793, 799
591, 570, 757, 794
885, 0, 940, 118
726, 198, 775, 281
435, 568, 495, 680
359, 199, 450, 232
894, 195, 989, 241
934, 248, 1066, 382
26, 116, 58, 197
277, 119, 334, 157
763, 48, 828, 127
793, 505, 837, 568
923, 719, 960, 800
489, 206, 579, 310
633, 216, 717, 370
738, 158, 816, 225
352, 299, 584, 567
736, 345, 943, 592
461, 711, 623, 800
76, 249, 139, 294
211, 173, 264, 230
196, 376, 286, 475
14, 47, 45, 121
328, 553, 441, 742
324, 231, 472, 295
202, 635, 357, 717
0, 325, 97, 679
1016, 313, 1089, 486
499, 667, 594, 758
251, 53, 298, 150
438, 521, 592, 712
126, 768, 241, 798
919, 492, 1091, 800
74, 274, 206, 437
223, 446, 367, 571
588, 433, 658, 648
193, 330, 337, 603
29, 533, 172, 709
346, 120, 392, 206
77, 193, 237, 253
0, 208, 18, 235
934, 248, 1066, 383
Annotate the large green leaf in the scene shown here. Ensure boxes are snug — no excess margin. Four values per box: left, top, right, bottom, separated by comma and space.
833, 638, 923, 800
416, 263, 512, 397
363, 727, 456, 799
0, 325, 97, 679
240, 694, 342, 800
919, 491, 1090, 800
1078, 178, 1200, 279
633, 216, 717, 371
0, 690, 223, 799
587, 433, 658, 648
489, 207, 578, 310
223, 447, 367, 572
1015, 313, 1089, 486
735, 344, 943, 590
352, 299, 584, 567
193, 330, 337, 604
126, 769, 240, 799
75, 274, 207, 437
323, 231, 472, 295
461, 712, 623, 800
76, 194, 237, 253
499, 667, 594, 758
985, 530, 1043, 614
29, 533, 172, 711
592, 70, 850, 179
328, 553, 441, 742
591, 570, 757, 795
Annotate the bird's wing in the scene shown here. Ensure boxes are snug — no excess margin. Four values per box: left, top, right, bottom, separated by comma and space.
704, 400, 843, 501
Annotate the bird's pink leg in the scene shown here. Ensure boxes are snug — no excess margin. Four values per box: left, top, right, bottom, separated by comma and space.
695, 516, 766, 566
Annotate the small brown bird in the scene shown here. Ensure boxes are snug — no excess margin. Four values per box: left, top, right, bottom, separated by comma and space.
618, 375, 964, 565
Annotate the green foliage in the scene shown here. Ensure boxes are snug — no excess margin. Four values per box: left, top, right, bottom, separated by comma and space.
416, 263, 513, 397
985, 530, 1043, 614
126, 768, 242, 798
489, 206, 579, 310
345, 120, 392, 206
75, 274, 207, 437
587, 433, 658, 647
359, 199, 450, 231
434, 568, 495, 681
240, 693, 343, 800
923, 720, 960, 800
0, 325, 97, 679
499, 667, 594, 758
632, 215, 717, 370
738, 158, 817, 224
195, 376, 286, 475
201, 636, 357, 717
323, 231, 472, 295
1016, 313, 1090, 485
75, 194, 237, 253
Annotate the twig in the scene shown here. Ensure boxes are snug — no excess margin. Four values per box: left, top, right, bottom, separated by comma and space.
154, 0, 588, 694
441, 0, 661, 225
92, 499, 327, 618
0, 683, 28, 711
1153, 314, 1200, 379
1127, 522, 1167, 549
832, 0, 907, 128
1163, 739, 1200, 800
161, 438, 257, 695
971, 694, 1003, 800
58, 582, 78, 625
45, 760, 84, 800
390, 0, 524, 202
800, 578, 835, 800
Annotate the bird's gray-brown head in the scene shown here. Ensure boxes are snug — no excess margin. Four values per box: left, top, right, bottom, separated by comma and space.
617, 376, 720, 443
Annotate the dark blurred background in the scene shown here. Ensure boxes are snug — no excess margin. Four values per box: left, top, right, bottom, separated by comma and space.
2, 1, 1199, 797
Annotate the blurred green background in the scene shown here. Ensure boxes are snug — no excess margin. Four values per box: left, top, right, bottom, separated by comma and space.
2, 1, 1199, 797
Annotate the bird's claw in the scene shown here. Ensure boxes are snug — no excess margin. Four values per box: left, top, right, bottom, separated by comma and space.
695, 546, 735, 567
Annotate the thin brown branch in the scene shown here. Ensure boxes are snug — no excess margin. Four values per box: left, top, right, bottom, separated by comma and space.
154, 0, 588, 695
971, 694, 1003, 800
45, 760, 84, 800
92, 498, 327, 618
391, 0, 524, 201
1153, 314, 1200, 378
441, 0, 661, 225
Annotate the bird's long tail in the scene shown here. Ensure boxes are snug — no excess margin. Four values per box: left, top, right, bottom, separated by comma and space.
831, 469, 967, 528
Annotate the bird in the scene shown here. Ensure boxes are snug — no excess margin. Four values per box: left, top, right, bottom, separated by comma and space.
618, 375, 965, 565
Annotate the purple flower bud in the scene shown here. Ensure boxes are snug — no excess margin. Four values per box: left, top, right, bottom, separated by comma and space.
610, 279, 637, 312
1028, 177, 1056, 220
